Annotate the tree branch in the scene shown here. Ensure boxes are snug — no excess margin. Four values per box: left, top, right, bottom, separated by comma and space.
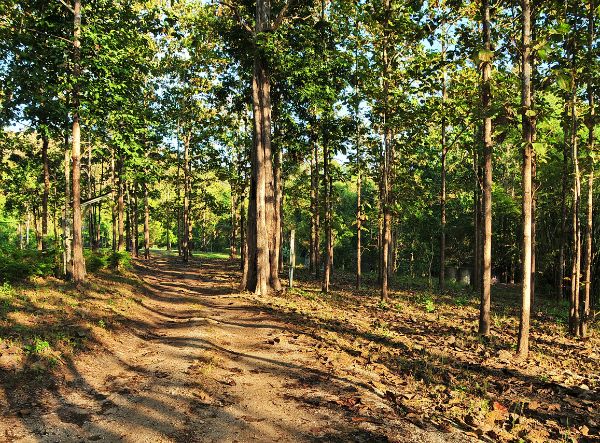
272, 0, 296, 30
220, 0, 253, 34
57, 0, 76, 15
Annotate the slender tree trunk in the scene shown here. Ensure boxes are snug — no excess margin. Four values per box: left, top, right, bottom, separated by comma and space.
182, 132, 190, 262
531, 39, 539, 306
87, 139, 95, 250
117, 156, 125, 252
96, 159, 102, 248
479, 0, 493, 336
309, 142, 315, 274
559, 123, 569, 300
240, 194, 249, 281
322, 129, 332, 293
567, 2, 582, 336
26, 211, 30, 247
111, 148, 117, 252
439, 22, 447, 292
230, 189, 237, 259
270, 143, 282, 291
144, 180, 150, 259
354, 13, 362, 290
582, 0, 595, 337
311, 135, 320, 278
356, 146, 362, 290
240, 192, 246, 270
125, 184, 132, 252
531, 154, 537, 306
53, 194, 59, 251
41, 133, 50, 249
34, 208, 42, 251
569, 88, 582, 336
71, 0, 85, 282
63, 132, 72, 278
380, 0, 392, 301
166, 214, 171, 251
517, 0, 534, 357
176, 135, 182, 256
473, 135, 482, 294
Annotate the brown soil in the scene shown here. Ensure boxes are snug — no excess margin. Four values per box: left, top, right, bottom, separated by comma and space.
0, 256, 471, 442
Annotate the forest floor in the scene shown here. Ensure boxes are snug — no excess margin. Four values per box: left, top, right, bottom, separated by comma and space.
0, 254, 598, 442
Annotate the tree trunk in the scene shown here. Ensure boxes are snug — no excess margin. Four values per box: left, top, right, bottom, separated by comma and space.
569, 88, 581, 336
478, 0, 493, 336
322, 128, 332, 293
26, 211, 30, 247
176, 135, 182, 256
270, 143, 282, 291
41, 133, 50, 249
111, 148, 117, 252
244, 1, 277, 294
117, 155, 125, 252
34, 208, 42, 251
311, 135, 320, 278
96, 159, 102, 249
182, 132, 190, 262
517, 0, 534, 357
87, 138, 95, 251
125, 183, 132, 252
473, 135, 482, 294
439, 22, 447, 292
63, 132, 72, 278
230, 189, 237, 259
144, 180, 150, 259
380, 0, 392, 301
582, 0, 595, 337
71, 0, 85, 283
356, 144, 362, 290
531, 153, 537, 306
240, 189, 246, 271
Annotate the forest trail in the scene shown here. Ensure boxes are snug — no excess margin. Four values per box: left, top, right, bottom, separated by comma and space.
1, 255, 470, 443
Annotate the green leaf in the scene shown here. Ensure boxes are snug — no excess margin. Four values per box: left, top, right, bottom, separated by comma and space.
556, 73, 570, 91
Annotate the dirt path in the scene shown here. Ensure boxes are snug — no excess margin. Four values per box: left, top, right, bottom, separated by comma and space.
2, 256, 470, 442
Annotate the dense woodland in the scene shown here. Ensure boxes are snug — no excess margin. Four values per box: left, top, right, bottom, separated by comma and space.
0, 0, 599, 440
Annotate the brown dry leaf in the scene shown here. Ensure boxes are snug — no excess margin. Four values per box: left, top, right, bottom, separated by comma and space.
580, 425, 590, 436
525, 428, 550, 443
528, 400, 540, 411
492, 401, 508, 415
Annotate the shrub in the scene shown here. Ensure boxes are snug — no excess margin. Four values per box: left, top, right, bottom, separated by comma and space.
109, 251, 132, 270
0, 246, 59, 282
85, 251, 109, 273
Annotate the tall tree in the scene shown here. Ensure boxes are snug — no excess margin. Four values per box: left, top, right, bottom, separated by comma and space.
581, 0, 595, 337
517, 0, 534, 357
71, 0, 86, 282
478, 0, 493, 336
380, 0, 393, 301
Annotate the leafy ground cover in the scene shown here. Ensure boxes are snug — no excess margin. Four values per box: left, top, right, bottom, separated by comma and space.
251, 270, 600, 442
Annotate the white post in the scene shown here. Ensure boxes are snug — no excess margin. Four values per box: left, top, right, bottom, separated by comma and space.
289, 229, 295, 288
